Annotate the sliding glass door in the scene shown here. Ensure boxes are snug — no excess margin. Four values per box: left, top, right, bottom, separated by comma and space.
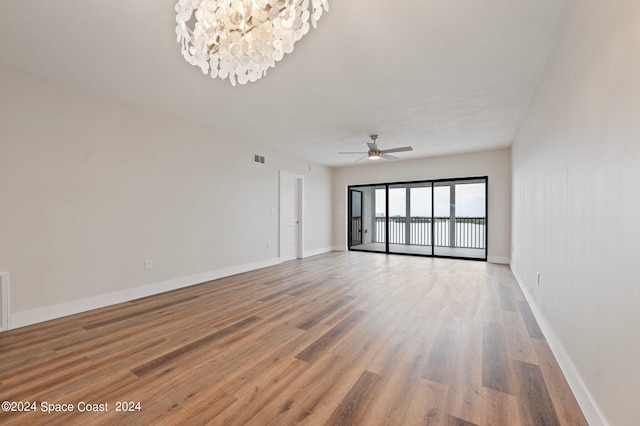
388, 183, 433, 256
433, 179, 486, 259
348, 177, 487, 261
348, 185, 386, 252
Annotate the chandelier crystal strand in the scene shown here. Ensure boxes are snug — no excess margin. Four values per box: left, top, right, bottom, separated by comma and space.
175, 0, 329, 86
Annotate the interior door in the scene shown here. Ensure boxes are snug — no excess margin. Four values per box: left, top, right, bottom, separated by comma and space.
280, 172, 301, 261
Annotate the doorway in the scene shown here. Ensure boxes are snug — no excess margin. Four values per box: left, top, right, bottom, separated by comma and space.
279, 171, 303, 261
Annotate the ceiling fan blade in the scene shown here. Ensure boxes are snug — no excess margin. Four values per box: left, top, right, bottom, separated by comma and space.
355, 155, 368, 163
338, 151, 367, 154
367, 142, 378, 151
380, 146, 413, 154
380, 153, 399, 160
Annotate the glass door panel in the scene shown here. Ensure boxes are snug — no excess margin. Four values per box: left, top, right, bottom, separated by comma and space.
371, 187, 387, 252
349, 190, 363, 247
453, 180, 487, 259
348, 185, 386, 252
433, 183, 452, 256
410, 185, 433, 254
433, 179, 487, 259
388, 183, 433, 255
388, 185, 407, 246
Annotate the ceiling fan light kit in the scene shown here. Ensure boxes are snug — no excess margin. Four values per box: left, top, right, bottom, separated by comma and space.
175, 0, 329, 86
338, 135, 413, 163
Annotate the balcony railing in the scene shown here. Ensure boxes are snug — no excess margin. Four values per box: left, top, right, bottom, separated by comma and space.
351, 216, 486, 249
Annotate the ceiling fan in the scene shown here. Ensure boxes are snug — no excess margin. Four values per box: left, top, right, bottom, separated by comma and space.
338, 135, 413, 162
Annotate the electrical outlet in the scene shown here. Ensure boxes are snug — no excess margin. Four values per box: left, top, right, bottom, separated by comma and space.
144, 259, 153, 270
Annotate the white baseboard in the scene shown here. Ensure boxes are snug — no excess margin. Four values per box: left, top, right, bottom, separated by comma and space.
510, 265, 608, 426
10, 257, 281, 330
303, 246, 334, 258
487, 255, 510, 264
332, 245, 347, 252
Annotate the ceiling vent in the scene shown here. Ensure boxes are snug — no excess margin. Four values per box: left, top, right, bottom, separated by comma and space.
254, 154, 265, 165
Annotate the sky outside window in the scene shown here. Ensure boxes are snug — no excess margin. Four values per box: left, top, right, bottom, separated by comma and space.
375, 183, 485, 217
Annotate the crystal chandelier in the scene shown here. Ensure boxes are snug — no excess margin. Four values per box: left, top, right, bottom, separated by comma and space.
175, 0, 329, 86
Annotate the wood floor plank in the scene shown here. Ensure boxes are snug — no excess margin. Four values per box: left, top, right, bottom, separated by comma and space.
422, 321, 459, 384
244, 352, 352, 425
362, 327, 409, 377
404, 378, 448, 426
155, 388, 237, 426
258, 281, 314, 302
324, 370, 382, 425
154, 360, 305, 426
37, 349, 159, 402
131, 315, 261, 377
82, 295, 200, 330
517, 300, 545, 340
482, 322, 514, 395
474, 277, 503, 325
360, 337, 433, 425
409, 274, 453, 342
251, 311, 399, 426
0, 252, 583, 425
447, 415, 480, 426
221, 325, 327, 399
295, 310, 367, 363
512, 360, 561, 426
296, 295, 355, 331
532, 340, 588, 426
497, 283, 518, 312
502, 310, 539, 365
444, 323, 483, 425
481, 387, 520, 426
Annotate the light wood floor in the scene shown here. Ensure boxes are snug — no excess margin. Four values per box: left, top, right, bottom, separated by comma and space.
0, 252, 586, 425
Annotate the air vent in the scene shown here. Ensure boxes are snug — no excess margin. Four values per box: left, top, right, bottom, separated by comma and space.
253, 154, 265, 164
0, 273, 8, 331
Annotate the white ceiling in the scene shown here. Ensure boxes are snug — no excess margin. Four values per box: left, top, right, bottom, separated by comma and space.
0, 0, 568, 167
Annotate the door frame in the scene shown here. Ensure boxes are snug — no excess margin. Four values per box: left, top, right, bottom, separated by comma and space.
279, 170, 304, 260
346, 176, 488, 261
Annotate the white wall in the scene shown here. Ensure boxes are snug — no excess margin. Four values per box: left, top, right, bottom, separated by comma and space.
332, 149, 511, 263
0, 66, 333, 327
511, 0, 640, 424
